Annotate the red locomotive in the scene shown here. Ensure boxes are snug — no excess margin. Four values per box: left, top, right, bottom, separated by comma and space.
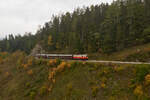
35, 54, 88, 60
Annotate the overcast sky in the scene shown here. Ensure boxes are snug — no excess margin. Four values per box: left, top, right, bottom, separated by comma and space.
0, 0, 113, 39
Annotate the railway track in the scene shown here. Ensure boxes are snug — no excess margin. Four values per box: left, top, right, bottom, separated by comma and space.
35, 54, 150, 65
77, 60, 150, 65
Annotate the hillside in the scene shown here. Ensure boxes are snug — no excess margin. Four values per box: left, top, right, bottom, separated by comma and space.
0, 0, 150, 99
89, 43, 150, 62
1, 52, 150, 100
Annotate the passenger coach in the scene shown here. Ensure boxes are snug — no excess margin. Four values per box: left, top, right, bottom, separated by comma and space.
35, 54, 88, 60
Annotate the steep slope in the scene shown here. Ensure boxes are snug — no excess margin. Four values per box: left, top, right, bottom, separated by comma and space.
89, 43, 150, 62
1, 52, 150, 100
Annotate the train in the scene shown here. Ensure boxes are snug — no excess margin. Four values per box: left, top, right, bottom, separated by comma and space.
35, 54, 88, 60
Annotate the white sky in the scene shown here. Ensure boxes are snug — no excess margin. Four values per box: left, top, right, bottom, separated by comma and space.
0, 0, 113, 39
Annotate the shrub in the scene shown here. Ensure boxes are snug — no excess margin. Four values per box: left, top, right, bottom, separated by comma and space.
0, 52, 9, 59
135, 65, 149, 83
114, 66, 125, 72
27, 70, 33, 75
16, 57, 24, 68
48, 71, 56, 80
47, 59, 57, 67
134, 85, 143, 96
57, 62, 67, 72
5, 72, 10, 77
52, 79, 56, 83
39, 85, 48, 96
67, 83, 73, 91
98, 67, 110, 77
100, 77, 107, 83
91, 86, 99, 97
23, 64, 28, 69
22, 57, 34, 69
67, 63, 71, 68
145, 74, 150, 85
29, 91, 36, 99
48, 85, 53, 92
11, 51, 26, 62
56, 58, 62, 65
100, 83, 106, 88
27, 57, 34, 67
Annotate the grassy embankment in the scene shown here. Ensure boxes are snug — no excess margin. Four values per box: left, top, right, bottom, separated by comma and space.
1, 51, 150, 100
89, 43, 150, 62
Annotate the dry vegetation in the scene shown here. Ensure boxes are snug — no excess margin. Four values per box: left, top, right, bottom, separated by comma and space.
89, 43, 150, 62
1, 51, 150, 100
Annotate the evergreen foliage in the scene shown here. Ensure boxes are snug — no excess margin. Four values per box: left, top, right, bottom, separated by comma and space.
0, 0, 149, 54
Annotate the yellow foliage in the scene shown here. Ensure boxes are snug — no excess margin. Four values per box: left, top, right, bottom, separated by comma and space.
134, 85, 143, 96
100, 83, 106, 88
48, 71, 56, 80
27, 70, 33, 75
57, 62, 67, 72
91, 86, 99, 97
52, 79, 56, 83
47, 61, 72, 93
114, 66, 125, 72
22, 57, 34, 69
145, 74, 150, 85
48, 35, 53, 46
1, 52, 8, 55
23, 64, 28, 69
27, 57, 33, 66
47, 59, 57, 66
52, 67, 57, 72
48, 85, 53, 92
0, 52, 8, 58
5, 72, 10, 77
67, 63, 71, 68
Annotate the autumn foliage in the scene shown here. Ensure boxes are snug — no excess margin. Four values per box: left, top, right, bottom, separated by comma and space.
47, 61, 72, 92
145, 74, 150, 85
22, 57, 34, 69
47, 59, 57, 66
27, 70, 33, 75
134, 85, 143, 96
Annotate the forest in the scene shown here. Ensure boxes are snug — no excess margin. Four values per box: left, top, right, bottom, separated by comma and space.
0, 0, 150, 54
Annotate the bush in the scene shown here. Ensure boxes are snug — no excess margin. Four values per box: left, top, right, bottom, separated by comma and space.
91, 86, 99, 97
145, 74, 150, 85
100, 83, 106, 88
5, 72, 10, 77
134, 85, 143, 96
0, 52, 9, 59
27, 70, 33, 75
47, 59, 57, 67
135, 65, 150, 83
35, 58, 47, 65
29, 91, 36, 99
39, 85, 48, 96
